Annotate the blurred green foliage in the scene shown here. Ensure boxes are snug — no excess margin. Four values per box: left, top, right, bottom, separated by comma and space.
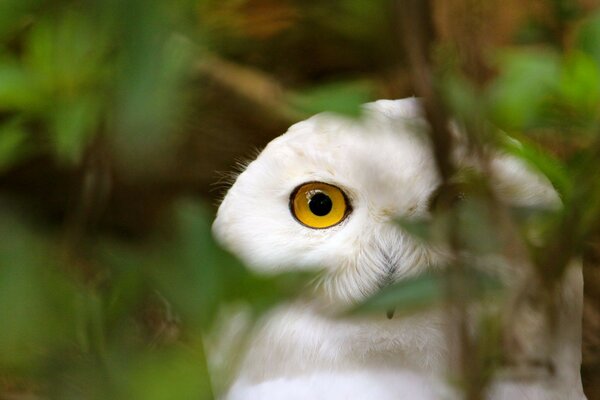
0, 198, 310, 398
1, 0, 600, 398
0, 1, 325, 397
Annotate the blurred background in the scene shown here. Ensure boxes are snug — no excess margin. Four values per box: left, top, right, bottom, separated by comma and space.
0, 0, 599, 398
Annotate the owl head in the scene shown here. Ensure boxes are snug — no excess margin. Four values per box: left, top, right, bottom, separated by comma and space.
212, 99, 558, 305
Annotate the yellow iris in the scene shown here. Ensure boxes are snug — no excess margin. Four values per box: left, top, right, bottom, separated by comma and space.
290, 182, 350, 229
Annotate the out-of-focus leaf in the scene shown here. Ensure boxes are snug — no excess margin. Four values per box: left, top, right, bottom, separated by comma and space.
488, 50, 560, 130
352, 270, 503, 316
0, 211, 78, 369
74, 290, 106, 356
554, 52, 600, 129
576, 10, 600, 69
51, 97, 101, 164
514, 19, 553, 45
151, 201, 223, 329
112, 3, 194, 175
510, 203, 563, 248
0, 62, 39, 109
151, 201, 313, 329
288, 80, 374, 117
7, 12, 112, 165
0, 119, 27, 171
101, 246, 147, 329
352, 272, 442, 316
499, 134, 571, 199
395, 216, 432, 243
224, 269, 314, 317
111, 345, 213, 400
24, 13, 107, 95
457, 197, 501, 255
322, 0, 388, 43
441, 72, 482, 123
0, 0, 39, 39
552, 0, 582, 21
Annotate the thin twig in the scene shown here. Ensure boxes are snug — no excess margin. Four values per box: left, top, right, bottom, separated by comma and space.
196, 54, 304, 123
394, 0, 455, 182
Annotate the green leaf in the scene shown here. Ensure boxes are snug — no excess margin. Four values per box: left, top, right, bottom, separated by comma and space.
51, 97, 101, 164
352, 273, 442, 316
0, 62, 39, 109
0, 0, 39, 39
395, 216, 432, 243
576, 10, 600, 69
441, 72, 482, 122
114, 346, 213, 400
24, 13, 107, 94
154, 201, 313, 328
499, 134, 571, 199
352, 270, 503, 316
488, 50, 560, 130
154, 201, 224, 329
288, 80, 374, 117
555, 51, 600, 127
0, 119, 27, 171
0, 211, 79, 369
456, 197, 502, 254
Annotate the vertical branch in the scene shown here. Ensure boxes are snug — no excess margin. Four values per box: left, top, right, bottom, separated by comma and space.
394, 0, 455, 182
393, 1, 486, 399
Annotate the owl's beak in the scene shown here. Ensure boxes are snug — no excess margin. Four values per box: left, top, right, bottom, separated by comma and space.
386, 308, 395, 319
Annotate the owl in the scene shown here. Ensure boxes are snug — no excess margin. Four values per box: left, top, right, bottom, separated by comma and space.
212, 99, 586, 399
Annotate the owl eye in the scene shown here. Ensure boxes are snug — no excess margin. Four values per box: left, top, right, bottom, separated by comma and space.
290, 182, 351, 229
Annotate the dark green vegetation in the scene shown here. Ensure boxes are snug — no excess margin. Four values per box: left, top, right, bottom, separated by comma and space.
0, 0, 599, 398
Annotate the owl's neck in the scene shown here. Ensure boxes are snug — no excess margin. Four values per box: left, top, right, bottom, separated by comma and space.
237, 301, 451, 382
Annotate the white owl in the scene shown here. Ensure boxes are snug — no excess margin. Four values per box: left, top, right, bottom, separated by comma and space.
212, 99, 586, 399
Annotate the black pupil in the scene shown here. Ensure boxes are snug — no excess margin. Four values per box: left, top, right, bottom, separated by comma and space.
309, 192, 333, 216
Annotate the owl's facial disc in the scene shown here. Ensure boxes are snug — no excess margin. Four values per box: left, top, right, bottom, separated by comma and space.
290, 182, 352, 229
